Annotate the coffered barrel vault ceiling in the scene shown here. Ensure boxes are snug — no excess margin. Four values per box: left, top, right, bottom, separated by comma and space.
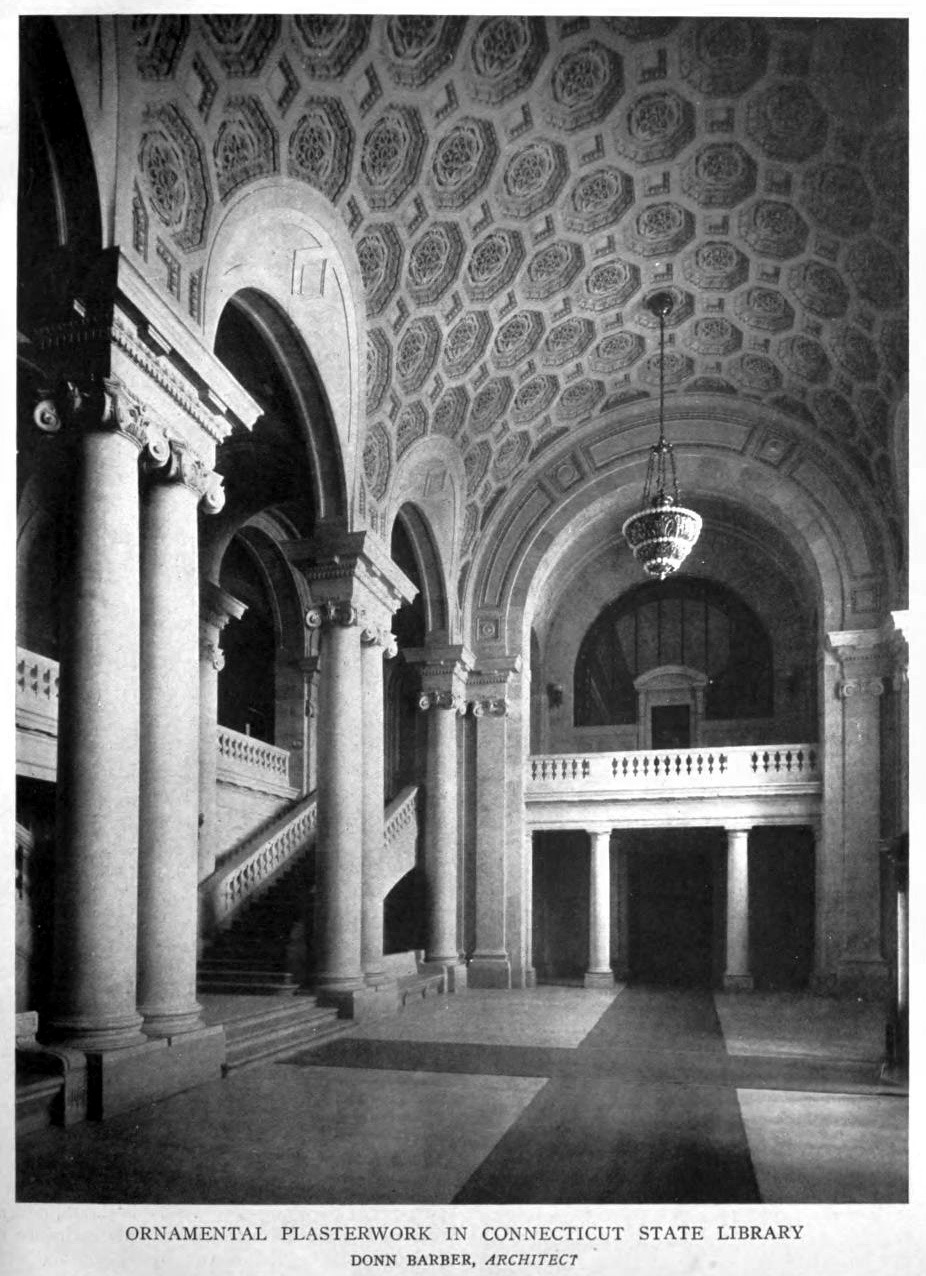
129, 15, 907, 576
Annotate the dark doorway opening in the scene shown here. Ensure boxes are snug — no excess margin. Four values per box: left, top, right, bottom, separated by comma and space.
532, 831, 590, 983
651, 704, 691, 748
626, 829, 724, 986
749, 826, 815, 989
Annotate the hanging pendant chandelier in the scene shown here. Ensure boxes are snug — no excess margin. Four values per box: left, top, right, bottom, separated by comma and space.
621, 291, 701, 580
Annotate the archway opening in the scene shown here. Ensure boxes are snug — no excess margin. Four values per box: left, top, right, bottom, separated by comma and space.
217, 536, 276, 740
624, 830, 725, 988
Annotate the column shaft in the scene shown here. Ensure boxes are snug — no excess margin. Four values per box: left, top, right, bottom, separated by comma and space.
724, 828, 753, 990
424, 706, 460, 964
50, 425, 146, 1049
585, 830, 614, 987
137, 475, 204, 1036
197, 628, 222, 884
361, 636, 388, 983
314, 619, 364, 991
469, 708, 511, 987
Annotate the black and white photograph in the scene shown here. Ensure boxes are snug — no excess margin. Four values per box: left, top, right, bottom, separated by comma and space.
7, 7, 917, 1273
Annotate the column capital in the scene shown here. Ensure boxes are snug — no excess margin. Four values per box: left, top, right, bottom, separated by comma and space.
32, 375, 153, 453
286, 522, 417, 626
586, 826, 613, 842
306, 600, 364, 629
200, 582, 247, 633
199, 637, 225, 671
405, 643, 474, 713
361, 622, 398, 657
30, 250, 261, 458
827, 627, 890, 697
467, 656, 521, 716
724, 824, 752, 840
145, 438, 225, 512
836, 676, 886, 699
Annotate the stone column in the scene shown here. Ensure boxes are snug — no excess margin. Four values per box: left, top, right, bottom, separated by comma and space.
287, 525, 418, 1015
198, 583, 247, 884
308, 600, 366, 998
137, 443, 224, 1037
361, 621, 397, 986
44, 380, 150, 1050
724, 827, 753, 990
585, 829, 614, 988
828, 630, 889, 995
615, 841, 630, 980
407, 645, 473, 985
468, 674, 516, 989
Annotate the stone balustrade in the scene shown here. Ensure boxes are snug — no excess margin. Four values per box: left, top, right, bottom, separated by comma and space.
216, 724, 296, 797
382, 785, 420, 897
528, 744, 820, 796
202, 792, 318, 930
16, 648, 59, 726
16, 648, 60, 781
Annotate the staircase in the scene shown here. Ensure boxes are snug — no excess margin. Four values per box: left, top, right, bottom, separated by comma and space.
198, 850, 312, 995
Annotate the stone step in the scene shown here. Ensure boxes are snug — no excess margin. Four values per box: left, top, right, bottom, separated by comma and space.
198, 980, 299, 996
223, 1003, 346, 1071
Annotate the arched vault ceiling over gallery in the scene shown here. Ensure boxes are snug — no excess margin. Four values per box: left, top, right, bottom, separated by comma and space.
123, 15, 907, 599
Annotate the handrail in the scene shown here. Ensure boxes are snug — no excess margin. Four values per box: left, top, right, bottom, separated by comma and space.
384, 785, 419, 845
382, 785, 420, 897
201, 791, 317, 931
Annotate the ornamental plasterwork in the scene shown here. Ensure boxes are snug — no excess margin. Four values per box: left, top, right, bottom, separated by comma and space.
381, 16, 466, 88
288, 98, 353, 202
119, 16, 907, 544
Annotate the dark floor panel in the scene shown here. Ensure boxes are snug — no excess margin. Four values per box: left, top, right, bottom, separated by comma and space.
453, 1077, 760, 1204
580, 985, 728, 1052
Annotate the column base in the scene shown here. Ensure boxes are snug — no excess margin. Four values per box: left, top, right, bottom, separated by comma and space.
523, 966, 537, 988
140, 1003, 205, 1039
468, 954, 511, 990
723, 974, 755, 991
584, 970, 615, 989
836, 957, 890, 999
42, 1011, 147, 1054
421, 959, 468, 992
85, 1025, 225, 1120
317, 983, 400, 1020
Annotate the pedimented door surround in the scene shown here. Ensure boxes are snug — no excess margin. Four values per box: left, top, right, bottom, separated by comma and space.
634, 665, 708, 750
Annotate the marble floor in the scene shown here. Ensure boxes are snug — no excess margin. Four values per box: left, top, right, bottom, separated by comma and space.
16, 985, 907, 1206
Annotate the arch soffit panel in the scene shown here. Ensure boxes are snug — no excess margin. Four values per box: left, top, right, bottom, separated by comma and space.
389, 499, 452, 640
466, 398, 894, 650
48, 16, 117, 248
227, 514, 310, 655
225, 286, 348, 523
385, 436, 464, 636
203, 178, 365, 511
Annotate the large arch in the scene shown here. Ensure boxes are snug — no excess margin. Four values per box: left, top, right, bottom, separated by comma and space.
201, 179, 364, 524
465, 395, 898, 656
